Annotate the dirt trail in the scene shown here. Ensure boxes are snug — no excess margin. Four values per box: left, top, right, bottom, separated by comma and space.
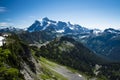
50, 64, 85, 80
42, 58, 86, 80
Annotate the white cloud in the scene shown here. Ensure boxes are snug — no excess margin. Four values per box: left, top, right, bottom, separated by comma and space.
0, 22, 13, 27
0, 7, 6, 13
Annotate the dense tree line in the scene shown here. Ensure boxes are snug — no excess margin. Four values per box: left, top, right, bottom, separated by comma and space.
0, 34, 36, 80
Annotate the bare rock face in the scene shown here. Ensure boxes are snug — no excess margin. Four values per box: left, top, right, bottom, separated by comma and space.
20, 56, 41, 80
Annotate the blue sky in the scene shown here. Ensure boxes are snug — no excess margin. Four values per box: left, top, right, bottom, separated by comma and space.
0, 0, 120, 30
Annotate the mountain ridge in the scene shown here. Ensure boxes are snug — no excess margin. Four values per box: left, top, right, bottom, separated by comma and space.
1, 17, 120, 61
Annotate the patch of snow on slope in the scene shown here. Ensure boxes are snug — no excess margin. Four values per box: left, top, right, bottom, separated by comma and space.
69, 26, 74, 30
78, 74, 82, 77
56, 30, 64, 33
0, 36, 5, 46
79, 35, 89, 39
42, 21, 51, 30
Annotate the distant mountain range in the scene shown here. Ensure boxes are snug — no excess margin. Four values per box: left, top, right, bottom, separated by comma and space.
1, 17, 120, 61
26, 17, 120, 61
0, 26, 24, 33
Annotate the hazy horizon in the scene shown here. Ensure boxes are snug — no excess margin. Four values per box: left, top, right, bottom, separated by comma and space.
0, 0, 120, 30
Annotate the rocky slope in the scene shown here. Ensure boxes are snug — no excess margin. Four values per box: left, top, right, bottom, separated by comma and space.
0, 34, 42, 80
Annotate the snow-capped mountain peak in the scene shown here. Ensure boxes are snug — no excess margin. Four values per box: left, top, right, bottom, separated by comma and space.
104, 28, 120, 34
42, 17, 49, 22
92, 29, 102, 35
27, 17, 91, 33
